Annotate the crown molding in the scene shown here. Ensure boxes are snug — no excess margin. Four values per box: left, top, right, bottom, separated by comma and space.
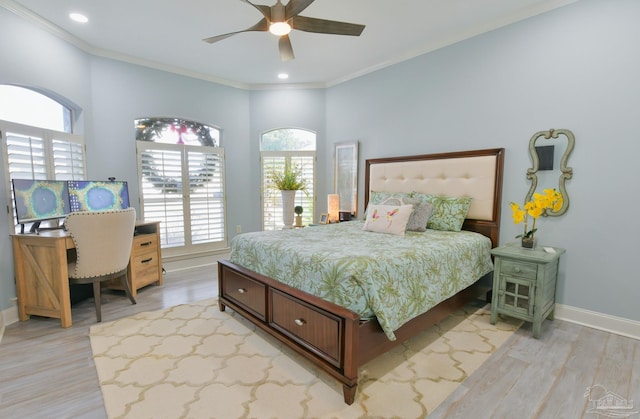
2, 0, 579, 90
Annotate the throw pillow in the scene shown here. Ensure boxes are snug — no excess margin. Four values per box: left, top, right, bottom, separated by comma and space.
362, 204, 414, 236
422, 194, 472, 231
379, 196, 434, 232
365, 191, 415, 219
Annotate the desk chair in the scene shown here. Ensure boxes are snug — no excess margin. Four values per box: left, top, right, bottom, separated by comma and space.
64, 208, 137, 322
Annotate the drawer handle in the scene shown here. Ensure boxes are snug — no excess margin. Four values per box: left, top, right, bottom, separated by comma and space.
237, 288, 247, 294
294, 318, 306, 326
514, 267, 522, 273
140, 241, 153, 247
498, 290, 505, 296
141, 258, 153, 264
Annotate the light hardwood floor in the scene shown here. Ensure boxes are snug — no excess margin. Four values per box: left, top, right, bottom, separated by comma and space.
1, 265, 638, 418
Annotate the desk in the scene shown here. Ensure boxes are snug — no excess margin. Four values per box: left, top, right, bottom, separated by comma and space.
11, 221, 162, 328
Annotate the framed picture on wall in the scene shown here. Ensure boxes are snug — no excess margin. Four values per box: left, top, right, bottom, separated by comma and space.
334, 141, 358, 217
319, 213, 329, 224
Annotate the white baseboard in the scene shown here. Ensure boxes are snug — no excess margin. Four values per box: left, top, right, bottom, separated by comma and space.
162, 252, 230, 272
0, 303, 19, 342
554, 304, 640, 341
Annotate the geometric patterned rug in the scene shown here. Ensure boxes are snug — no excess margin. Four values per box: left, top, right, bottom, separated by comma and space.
89, 298, 521, 419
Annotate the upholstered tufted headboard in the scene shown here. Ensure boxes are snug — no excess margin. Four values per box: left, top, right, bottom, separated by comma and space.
365, 148, 505, 247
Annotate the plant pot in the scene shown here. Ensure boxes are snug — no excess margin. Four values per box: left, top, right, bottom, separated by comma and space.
521, 237, 536, 249
281, 190, 296, 228
295, 215, 302, 227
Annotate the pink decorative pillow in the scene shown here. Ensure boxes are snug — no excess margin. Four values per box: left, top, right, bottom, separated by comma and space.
362, 204, 414, 236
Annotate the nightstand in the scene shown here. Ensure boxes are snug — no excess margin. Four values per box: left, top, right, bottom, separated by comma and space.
490, 242, 565, 338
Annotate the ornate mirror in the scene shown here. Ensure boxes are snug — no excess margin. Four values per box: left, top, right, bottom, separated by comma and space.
526, 128, 574, 216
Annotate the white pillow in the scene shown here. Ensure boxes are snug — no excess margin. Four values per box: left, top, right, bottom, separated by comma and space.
362, 204, 414, 236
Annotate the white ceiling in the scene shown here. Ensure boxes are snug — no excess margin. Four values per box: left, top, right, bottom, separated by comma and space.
4, 0, 575, 89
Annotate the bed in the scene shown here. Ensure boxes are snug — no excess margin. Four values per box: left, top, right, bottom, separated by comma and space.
217, 147, 505, 404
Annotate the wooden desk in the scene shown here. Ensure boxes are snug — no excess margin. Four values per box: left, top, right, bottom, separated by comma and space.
11, 221, 162, 328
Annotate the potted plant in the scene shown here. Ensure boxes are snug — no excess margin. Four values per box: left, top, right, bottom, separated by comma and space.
510, 188, 563, 248
294, 206, 303, 227
267, 164, 307, 228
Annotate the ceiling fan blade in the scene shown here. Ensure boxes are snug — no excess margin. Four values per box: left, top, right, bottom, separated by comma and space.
242, 0, 271, 20
285, 0, 315, 19
202, 18, 269, 44
291, 15, 365, 36
279, 35, 295, 61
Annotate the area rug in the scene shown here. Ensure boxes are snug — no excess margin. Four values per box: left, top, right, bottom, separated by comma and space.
89, 298, 521, 419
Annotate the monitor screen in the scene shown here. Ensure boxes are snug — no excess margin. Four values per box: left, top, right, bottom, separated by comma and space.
68, 180, 130, 212
12, 179, 71, 224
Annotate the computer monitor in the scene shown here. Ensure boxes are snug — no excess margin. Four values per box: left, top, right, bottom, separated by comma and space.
12, 179, 71, 230
67, 180, 130, 212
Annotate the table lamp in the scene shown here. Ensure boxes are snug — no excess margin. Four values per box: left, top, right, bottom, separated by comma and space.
327, 194, 340, 223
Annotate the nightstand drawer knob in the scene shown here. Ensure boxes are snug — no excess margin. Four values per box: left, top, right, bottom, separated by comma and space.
514, 267, 522, 273
237, 288, 247, 294
294, 318, 306, 326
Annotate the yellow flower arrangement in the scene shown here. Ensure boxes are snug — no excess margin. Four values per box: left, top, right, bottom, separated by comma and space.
510, 188, 563, 241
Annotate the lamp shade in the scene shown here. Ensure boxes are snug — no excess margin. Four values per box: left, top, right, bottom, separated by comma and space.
328, 194, 340, 223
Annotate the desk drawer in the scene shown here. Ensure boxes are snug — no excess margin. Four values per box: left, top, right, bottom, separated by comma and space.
132, 234, 158, 255
500, 259, 537, 280
221, 270, 267, 321
131, 250, 160, 287
270, 289, 342, 367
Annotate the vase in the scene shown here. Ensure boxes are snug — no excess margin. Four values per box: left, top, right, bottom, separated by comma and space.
281, 190, 296, 229
521, 237, 535, 249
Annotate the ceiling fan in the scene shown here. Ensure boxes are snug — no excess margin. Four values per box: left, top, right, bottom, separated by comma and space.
203, 0, 365, 61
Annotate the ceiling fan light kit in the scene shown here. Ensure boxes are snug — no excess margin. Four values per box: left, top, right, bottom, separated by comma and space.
269, 22, 292, 36
203, 0, 365, 61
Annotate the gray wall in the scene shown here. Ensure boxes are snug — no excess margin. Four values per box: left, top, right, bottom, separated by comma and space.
325, 0, 640, 321
1, 0, 639, 325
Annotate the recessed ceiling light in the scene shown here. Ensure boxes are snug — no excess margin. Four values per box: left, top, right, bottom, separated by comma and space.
277, 73, 289, 80
69, 13, 88, 23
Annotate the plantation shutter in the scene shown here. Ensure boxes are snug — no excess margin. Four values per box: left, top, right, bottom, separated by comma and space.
2, 121, 86, 230
188, 149, 225, 244
51, 137, 85, 180
4, 130, 47, 180
137, 141, 226, 254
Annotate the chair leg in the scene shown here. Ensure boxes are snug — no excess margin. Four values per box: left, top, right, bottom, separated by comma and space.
93, 281, 102, 322
121, 274, 137, 305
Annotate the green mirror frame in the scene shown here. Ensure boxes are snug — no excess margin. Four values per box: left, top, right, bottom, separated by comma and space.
526, 128, 575, 217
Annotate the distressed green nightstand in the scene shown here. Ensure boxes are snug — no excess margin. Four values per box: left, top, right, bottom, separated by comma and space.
490, 242, 565, 338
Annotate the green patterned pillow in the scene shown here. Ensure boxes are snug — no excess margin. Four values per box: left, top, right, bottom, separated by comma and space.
364, 191, 415, 219
422, 194, 472, 231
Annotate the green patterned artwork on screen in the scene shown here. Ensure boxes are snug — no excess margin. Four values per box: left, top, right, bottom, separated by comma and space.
12, 179, 70, 224
68, 181, 130, 212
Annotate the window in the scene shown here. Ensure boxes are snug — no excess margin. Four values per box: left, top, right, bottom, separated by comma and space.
1, 86, 84, 231
135, 117, 226, 258
261, 128, 316, 230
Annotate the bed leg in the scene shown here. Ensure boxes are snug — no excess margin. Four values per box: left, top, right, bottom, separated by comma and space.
343, 384, 357, 405
218, 300, 226, 312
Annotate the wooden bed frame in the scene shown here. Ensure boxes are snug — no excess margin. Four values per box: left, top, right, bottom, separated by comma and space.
218, 147, 504, 404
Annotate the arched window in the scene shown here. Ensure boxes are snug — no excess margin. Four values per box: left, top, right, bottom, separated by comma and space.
1, 85, 85, 231
135, 117, 226, 256
0, 85, 72, 132
261, 128, 316, 230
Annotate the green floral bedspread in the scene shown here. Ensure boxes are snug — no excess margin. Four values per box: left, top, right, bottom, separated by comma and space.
229, 221, 493, 340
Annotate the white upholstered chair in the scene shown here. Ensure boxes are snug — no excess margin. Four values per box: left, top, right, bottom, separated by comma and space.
64, 208, 137, 322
